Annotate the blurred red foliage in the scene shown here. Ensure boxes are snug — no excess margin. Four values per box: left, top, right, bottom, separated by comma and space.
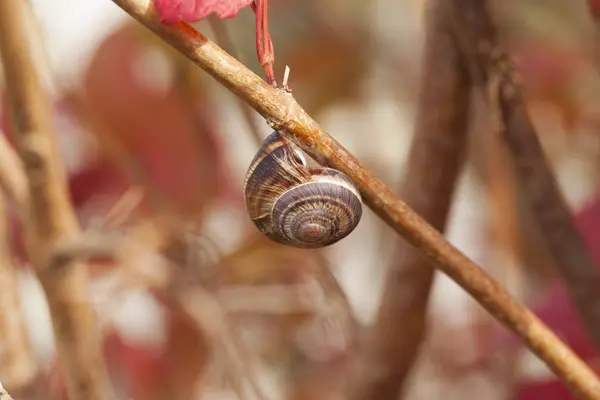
80, 24, 229, 217
154, 0, 254, 23
102, 298, 209, 399
49, 300, 209, 400
512, 42, 584, 130
589, 0, 600, 17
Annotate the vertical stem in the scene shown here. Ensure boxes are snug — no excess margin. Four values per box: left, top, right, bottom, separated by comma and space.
0, 193, 38, 392
350, 1, 471, 398
251, 0, 277, 86
0, 1, 114, 399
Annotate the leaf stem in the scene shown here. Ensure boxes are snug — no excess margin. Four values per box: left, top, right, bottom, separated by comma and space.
251, 0, 276, 86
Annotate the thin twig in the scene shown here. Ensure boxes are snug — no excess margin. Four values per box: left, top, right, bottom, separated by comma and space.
109, 1, 600, 398
216, 283, 321, 315
0, 1, 115, 399
449, 0, 600, 351
102, 186, 145, 229
351, 1, 471, 398
282, 65, 291, 91
179, 288, 271, 400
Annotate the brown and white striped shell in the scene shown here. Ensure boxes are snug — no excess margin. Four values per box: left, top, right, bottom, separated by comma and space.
243, 131, 362, 249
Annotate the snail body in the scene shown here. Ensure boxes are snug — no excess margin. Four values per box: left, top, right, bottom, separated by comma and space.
244, 131, 362, 249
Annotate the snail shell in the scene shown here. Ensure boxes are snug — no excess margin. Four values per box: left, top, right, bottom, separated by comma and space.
244, 131, 362, 248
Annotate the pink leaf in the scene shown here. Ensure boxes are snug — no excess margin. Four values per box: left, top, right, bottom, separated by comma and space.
154, 0, 254, 24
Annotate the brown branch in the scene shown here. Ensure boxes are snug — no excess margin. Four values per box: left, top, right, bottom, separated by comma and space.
109, 1, 600, 398
0, 192, 38, 392
350, 1, 471, 398
0, 1, 115, 399
449, 0, 600, 350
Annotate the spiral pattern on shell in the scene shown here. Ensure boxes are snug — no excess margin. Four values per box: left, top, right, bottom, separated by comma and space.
244, 131, 362, 248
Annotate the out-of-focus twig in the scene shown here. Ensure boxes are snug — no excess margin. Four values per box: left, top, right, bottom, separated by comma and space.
102, 186, 145, 229
180, 287, 271, 400
0, 132, 29, 214
351, 1, 471, 398
0, 1, 115, 399
110, 1, 600, 397
0, 192, 38, 391
450, 0, 600, 351
216, 283, 321, 315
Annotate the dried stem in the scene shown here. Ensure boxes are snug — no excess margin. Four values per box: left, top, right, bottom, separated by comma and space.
351, 1, 471, 398
449, 0, 600, 350
110, 1, 600, 397
282, 65, 291, 90
0, 1, 114, 399
0, 192, 38, 391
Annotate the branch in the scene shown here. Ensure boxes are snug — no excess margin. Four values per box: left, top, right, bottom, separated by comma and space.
351, 1, 471, 398
0, 192, 38, 392
0, 1, 115, 399
449, 0, 600, 350
110, 1, 600, 398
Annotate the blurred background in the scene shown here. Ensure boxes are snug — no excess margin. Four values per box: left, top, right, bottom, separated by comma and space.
2, 0, 600, 398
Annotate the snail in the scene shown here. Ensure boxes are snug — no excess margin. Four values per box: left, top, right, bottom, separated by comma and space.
243, 131, 362, 248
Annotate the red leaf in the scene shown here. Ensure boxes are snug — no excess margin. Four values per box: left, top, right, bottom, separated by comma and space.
82, 24, 230, 217
154, 0, 254, 24
590, 0, 600, 16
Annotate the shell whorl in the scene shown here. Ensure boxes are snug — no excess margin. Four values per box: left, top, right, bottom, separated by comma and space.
244, 131, 362, 248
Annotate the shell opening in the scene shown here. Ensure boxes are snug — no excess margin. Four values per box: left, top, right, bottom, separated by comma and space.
292, 148, 308, 167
